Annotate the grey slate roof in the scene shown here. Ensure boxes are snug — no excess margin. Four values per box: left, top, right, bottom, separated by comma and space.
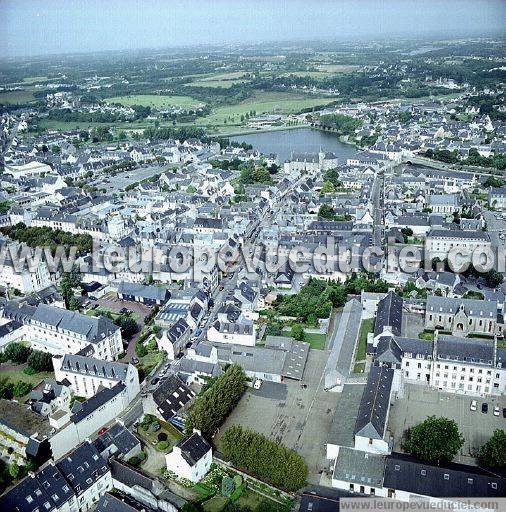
152, 374, 195, 420
31, 304, 119, 342
333, 447, 385, 487
71, 383, 126, 424
176, 432, 211, 467
426, 295, 497, 318
374, 291, 403, 337
354, 366, 393, 440
59, 354, 130, 380
384, 452, 505, 498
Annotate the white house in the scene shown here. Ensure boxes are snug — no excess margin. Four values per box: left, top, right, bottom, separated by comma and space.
165, 431, 212, 483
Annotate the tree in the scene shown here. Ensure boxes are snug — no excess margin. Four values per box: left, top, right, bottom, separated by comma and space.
290, 324, 305, 341
479, 430, 506, 468
484, 269, 504, 288
27, 351, 53, 372
222, 476, 235, 497
0, 377, 14, 399
4, 343, 31, 364
403, 416, 464, 464
483, 176, 504, 188
115, 315, 138, 338
60, 266, 82, 309
321, 181, 335, 194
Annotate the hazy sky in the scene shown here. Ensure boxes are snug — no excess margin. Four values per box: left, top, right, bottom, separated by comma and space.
1, 0, 505, 58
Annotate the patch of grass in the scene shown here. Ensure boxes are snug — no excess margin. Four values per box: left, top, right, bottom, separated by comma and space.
418, 331, 435, 341
303, 331, 326, 350
105, 94, 204, 109
202, 496, 229, 512
356, 318, 374, 361
353, 362, 366, 374
0, 364, 52, 387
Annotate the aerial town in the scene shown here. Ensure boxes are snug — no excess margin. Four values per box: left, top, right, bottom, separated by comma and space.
0, 2, 505, 512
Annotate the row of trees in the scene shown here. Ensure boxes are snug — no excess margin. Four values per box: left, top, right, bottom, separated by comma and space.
1, 342, 53, 372
403, 416, 505, 468
221, 425, 308, 492
1, 223, 93, 255
185, 364, 247, 439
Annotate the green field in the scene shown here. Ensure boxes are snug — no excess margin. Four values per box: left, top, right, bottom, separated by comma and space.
198, 71, 249, 81
105, 94, 204, 109
356, 318, 374, 361
197, 91, 336, 128
303, 331, 326, 350
0, 364, 53, 387
0, 89, 36, 104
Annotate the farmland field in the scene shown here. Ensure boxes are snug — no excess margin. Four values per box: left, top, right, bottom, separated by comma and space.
0, 89, 36, 104
197, 91, 336, 128
105, 94, 204, 108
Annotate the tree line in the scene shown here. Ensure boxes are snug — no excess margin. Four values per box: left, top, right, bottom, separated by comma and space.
221, 425, 308, 492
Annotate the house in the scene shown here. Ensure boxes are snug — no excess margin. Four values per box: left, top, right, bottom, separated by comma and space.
165, 431, 212, 483
29, 379, 72, 417
117, 281, 170, 306
92, 421, 141, 461
52, 353, 140, 401
0, 399, 52, 466
372, 292, 403, 346
427, 194, 460, 214
156, 318, 191, 360
143, 374, 195, 421
206, 313, 256, 347
488, 186, 506, 210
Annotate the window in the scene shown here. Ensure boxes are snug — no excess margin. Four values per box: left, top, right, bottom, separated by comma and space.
444, 474, 449, 480
421, 470, 426, 476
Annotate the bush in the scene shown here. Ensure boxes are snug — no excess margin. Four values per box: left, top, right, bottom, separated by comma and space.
221, 476, 235, 497
479, 430, 506, 468
135, 343, 148, 358
13, 381, 32, 397
4, 343, 31, 364
137, 451, 146, 461
221, 426, 308, 492
157, 432, 168, 442
27, 350, 53, 372
128, 456, 140, 467
156, 441, 169, 451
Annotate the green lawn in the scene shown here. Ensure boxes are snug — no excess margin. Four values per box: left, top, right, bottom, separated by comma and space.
202, 496, 229, 512
353, 362, 366, 374
105, 94, 204, 109
303, 331, 326, 350
0, 364, 53, 387
356, 318, 374, 362
418, 331, 435, 341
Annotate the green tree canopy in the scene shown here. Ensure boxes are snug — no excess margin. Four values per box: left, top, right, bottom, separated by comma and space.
403, 416, 464, 464
479, 430, 506, 468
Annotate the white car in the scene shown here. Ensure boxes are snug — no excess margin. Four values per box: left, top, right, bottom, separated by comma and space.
470, 400, 477, 412
253, 379, 262, 390
493, 406, 500, 417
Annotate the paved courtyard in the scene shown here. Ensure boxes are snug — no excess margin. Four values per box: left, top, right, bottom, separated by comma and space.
388, 383, 505, 465
401, 311, 425, 338
215, 349, 339, 483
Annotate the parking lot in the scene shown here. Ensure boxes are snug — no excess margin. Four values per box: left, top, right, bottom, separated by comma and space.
388, 383, 505, 465
215, 349, 340, 484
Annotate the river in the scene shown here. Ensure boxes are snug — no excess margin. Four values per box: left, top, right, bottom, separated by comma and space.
230, 127, 361, 163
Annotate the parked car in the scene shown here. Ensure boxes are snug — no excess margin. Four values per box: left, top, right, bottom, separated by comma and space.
503, 408, 506, 418
482, 402, 488, 414
150, 377, 159, 386
470, 400, 477, 411
253, 379, 262, 390
493, 406, 500, 417
132, 357, 139, 364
